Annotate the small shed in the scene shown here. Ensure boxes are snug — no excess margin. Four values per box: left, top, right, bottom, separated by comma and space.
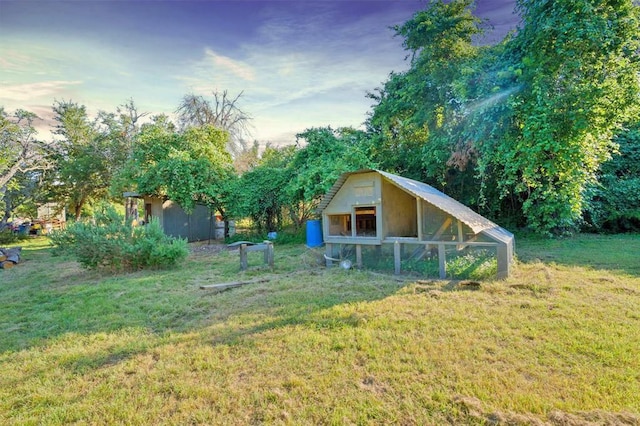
317, 170, 514, 279
123, 193, 233, 242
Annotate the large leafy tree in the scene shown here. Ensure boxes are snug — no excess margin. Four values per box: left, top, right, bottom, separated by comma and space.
498, 0, 640, 234
119, 116, 233, 219
583, 124, 640, 232
366, 0, 485, 194
227, 144, 296, 231
368, 0, 640, 234
45, 100, 147, 220
0, 108, 51, 228
286, 127, 374, 223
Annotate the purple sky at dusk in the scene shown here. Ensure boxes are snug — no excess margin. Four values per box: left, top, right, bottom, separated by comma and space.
0, 0, 519, 146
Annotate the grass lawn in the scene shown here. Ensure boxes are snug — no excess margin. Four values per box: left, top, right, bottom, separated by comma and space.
1, 234, 639, 425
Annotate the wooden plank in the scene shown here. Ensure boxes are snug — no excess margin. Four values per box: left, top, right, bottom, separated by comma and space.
227, 241, 257, 248
355, 244, 362, 268
200, 278, 270, 291
323, 236, 381, 245
384, 239, 498, 247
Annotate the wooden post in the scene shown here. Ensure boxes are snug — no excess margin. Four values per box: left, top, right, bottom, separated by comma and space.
394, 240, 401, 275
265, 241, 274, 268
240, 244, 248, 271
416, 199, 423, 241
356, 244, 362, 268
457, 220, 464, 250
438, 243, 446, 279
497, 244, 510, 279
325, 243, 333, 267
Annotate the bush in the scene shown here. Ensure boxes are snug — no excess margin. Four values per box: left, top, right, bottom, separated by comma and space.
582, 125, 640, 233
49, 208, 188, 272
0, 229, 28, 245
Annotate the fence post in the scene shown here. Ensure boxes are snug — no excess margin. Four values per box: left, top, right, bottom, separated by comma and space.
240, 244, 248, 271
438, 243, 446, 279
394, 240, 401, 275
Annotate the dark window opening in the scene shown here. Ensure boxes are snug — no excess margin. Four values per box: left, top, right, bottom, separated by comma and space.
355, 206, 377, 237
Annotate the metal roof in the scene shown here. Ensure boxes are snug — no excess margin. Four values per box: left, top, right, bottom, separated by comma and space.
317, 169, 513, 243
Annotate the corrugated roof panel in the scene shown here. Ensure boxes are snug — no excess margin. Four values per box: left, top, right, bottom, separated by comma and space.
376, 170, 497, 234
481, 226, 515, 246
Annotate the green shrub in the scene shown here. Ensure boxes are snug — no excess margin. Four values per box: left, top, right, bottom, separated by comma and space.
0, 229, 28, 245
583, 125, 640, 233
49, 208, 188, 272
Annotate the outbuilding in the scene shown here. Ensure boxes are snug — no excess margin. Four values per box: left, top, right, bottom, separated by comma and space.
123, 193, 233, 242
317, 170, 514, 279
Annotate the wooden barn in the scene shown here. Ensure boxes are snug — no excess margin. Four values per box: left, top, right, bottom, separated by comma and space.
317, 170, 515, 279
123, 193, 233, 242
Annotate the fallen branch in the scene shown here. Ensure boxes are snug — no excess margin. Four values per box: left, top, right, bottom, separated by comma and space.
200, 278, 270, 292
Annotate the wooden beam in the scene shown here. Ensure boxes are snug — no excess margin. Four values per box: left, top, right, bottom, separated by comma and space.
356, 244, 362, 268
394, 240, 401, 275
432, 217, 452, 240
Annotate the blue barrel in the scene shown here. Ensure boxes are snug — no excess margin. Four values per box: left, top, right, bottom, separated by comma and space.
306, 219, 323, 247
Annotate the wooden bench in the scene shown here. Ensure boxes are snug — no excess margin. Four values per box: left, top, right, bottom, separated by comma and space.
227, 241, 274, 271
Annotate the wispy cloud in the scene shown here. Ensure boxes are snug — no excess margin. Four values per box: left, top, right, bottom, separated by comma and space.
0, 50, 38, 73
204, 48, 256, 81
0, 80, 83, 102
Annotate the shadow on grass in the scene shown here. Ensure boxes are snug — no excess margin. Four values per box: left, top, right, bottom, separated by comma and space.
515, 233, 640, 276
0, 244, 406, 357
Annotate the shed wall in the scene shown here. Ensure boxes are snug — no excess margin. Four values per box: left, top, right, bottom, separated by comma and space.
382, 179, 417, 238
322, 172, 381, 215
163, 201, 213, 242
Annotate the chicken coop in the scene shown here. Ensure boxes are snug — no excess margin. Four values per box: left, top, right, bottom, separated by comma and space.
318, 170, 515, 279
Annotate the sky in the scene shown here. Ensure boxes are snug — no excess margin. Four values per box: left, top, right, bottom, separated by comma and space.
0, 0, 519, 146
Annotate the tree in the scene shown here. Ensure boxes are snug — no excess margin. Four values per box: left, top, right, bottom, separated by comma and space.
495, 0, 640, 234
367, 0, 640, 234
119, 116, 234, 232
44, 100, 147, 220
583, 123, 640, 232
286, 127, 374, 225
44, 101, 106, 219
0, 108, 51, 228
366, 0, 486, 195
227, 144, 297, 231
0, 108, 49, 190
176, 90, 252, 158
